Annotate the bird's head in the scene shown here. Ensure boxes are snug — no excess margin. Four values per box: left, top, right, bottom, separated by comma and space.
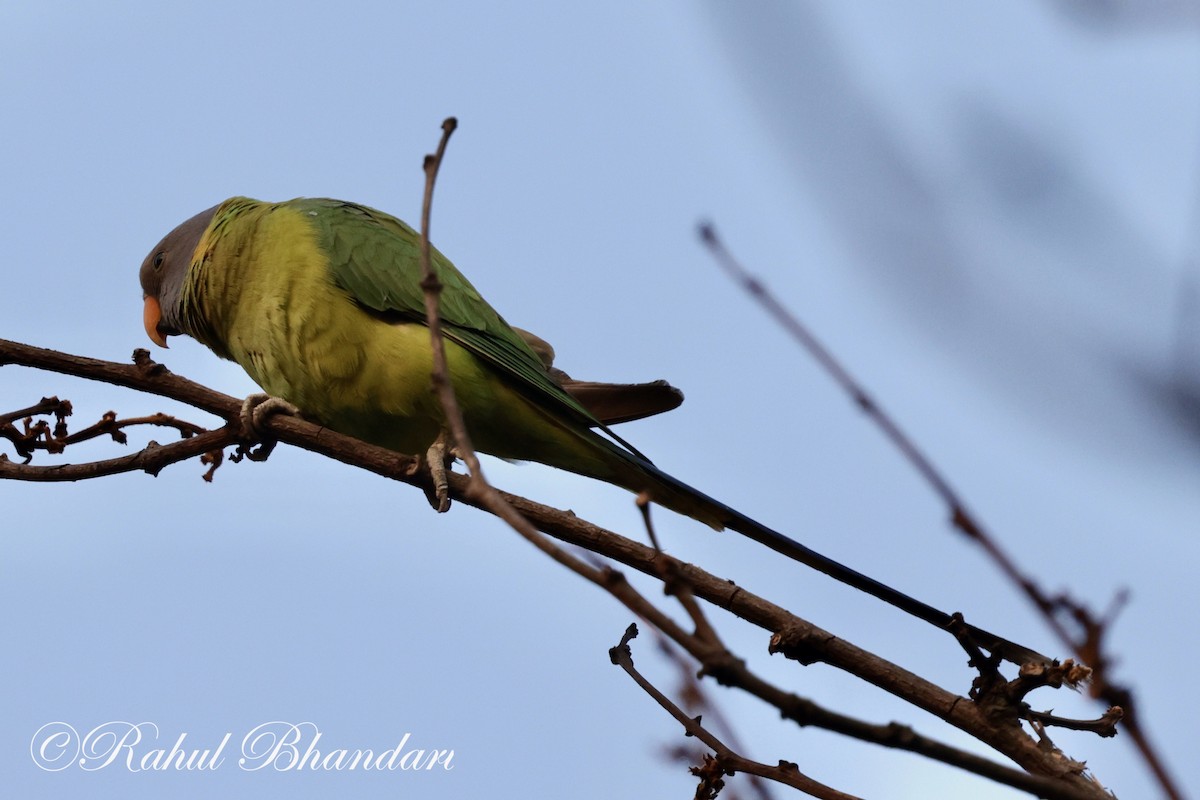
139, 204, 220, 347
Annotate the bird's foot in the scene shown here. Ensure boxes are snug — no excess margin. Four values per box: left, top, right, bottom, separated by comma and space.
422, 434, 458, 513
236, 393, 300, 462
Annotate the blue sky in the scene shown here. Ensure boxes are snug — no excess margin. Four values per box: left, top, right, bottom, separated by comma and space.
3, 2, 1198, 798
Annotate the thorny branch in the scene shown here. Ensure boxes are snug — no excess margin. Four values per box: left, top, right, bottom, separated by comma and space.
699, 222, 1181, 800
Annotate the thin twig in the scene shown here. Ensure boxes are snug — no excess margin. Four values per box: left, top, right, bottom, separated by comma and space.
654, 633, 778, 800
0, 426, 236, 481
610, 624, 861, 800
412, 128, 841, 797
0, 396, 69, 425
698, 223, 1065, 626
417, 117, 480, 484
413, 117, 584, 554
700, 223, 1180, 800
1026, 707, 1123, 738
5, 405, 204, 455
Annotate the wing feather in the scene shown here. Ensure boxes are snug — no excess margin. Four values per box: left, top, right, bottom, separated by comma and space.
299, 198, 630, 441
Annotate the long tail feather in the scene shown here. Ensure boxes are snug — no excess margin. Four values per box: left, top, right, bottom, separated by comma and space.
615, 456, 1049, 666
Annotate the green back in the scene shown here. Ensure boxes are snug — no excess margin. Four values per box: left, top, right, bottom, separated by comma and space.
295, 198, 607, 432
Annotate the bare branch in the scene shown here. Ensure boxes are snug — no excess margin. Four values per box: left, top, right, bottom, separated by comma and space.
699, 222, 1181, 799
1026, 707, 1123, 738
1, 335, 1121, 796
0, 396, 72, 458
0, 426, 236, 482
417, 117, 480, 486
1, 396, 71, 427
610, 624, 861, 800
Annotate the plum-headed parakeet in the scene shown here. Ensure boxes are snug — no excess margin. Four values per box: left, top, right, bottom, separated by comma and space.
139, 196, 1044, 664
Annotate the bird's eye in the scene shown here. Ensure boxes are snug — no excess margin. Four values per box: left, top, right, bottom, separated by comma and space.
153, 252, 165, 271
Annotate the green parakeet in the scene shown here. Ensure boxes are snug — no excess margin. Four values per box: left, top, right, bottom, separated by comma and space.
139, 196, 1043, 664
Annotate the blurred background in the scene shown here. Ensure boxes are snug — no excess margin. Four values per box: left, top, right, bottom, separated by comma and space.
2, 2, 1197, 798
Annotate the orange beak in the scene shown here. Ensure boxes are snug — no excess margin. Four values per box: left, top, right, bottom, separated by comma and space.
143, 295, 170, 348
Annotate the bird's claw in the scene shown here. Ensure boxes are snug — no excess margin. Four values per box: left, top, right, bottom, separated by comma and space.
423, 434, 457, 513
236, 393, 300, 462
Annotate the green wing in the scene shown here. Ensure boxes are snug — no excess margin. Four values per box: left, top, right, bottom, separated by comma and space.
298, 198, 610, 434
